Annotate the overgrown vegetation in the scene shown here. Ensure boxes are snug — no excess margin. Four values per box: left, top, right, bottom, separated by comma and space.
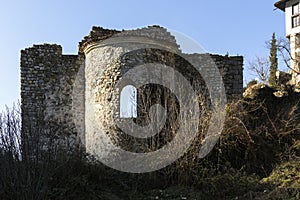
0, 85, 300, 199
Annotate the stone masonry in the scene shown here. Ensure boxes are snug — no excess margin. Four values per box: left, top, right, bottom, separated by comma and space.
20, 26, 243, 159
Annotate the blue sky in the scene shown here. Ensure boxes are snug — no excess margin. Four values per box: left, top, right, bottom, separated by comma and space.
0, 0, 285, 111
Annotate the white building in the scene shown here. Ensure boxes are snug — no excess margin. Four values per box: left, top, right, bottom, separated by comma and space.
275, 0, 300, 83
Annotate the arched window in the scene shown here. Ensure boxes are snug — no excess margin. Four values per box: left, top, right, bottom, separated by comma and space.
120, 85, 137, 118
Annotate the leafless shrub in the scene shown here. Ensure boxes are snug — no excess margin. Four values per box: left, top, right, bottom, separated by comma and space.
0, 104, 86, 200
248, 56, 270, 83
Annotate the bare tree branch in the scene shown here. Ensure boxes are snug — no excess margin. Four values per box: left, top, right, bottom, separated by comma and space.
248, 56, 270, 83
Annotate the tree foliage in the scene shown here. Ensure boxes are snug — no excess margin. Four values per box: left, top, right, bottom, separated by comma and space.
269, 33, 278, 86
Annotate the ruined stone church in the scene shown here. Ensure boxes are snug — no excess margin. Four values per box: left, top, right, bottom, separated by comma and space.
20, 26, 243, 160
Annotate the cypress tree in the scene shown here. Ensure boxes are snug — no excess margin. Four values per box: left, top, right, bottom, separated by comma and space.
269, 33, 278, 86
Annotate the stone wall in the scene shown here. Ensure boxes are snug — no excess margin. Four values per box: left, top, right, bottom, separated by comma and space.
20, 26, 243, 157
21, 44, 85, 149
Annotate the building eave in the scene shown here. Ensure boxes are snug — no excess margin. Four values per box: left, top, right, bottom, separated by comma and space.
275, 0, 290, 12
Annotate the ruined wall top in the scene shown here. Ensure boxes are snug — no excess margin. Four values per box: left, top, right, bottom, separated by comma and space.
78, 25, 180, 54
78, 26, 120, 53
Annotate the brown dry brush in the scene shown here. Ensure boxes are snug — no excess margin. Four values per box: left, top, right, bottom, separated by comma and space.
0, 105, 98, 200
0, 86, 299, 199
217, 91, 300, 177
0, 105, 49, 199
0, 104, 161, 199
156, 87, 300, 183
